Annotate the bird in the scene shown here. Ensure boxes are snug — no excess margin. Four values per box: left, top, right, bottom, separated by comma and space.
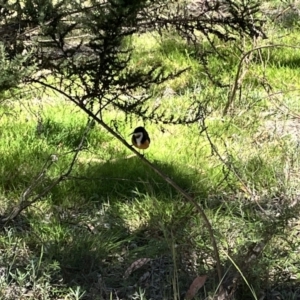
130, 126, 151, 153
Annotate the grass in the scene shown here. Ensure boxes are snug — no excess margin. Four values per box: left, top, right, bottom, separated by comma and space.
1, 3, 300, 300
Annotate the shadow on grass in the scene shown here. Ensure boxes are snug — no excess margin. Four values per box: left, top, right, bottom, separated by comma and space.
1, 149, 300, 299
265, 55, 300, 70
52, 155, 208, 204
0, 150, 208, 297
48, 157, 300, 299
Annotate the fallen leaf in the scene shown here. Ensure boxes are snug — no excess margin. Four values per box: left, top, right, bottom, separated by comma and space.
185, 275, 208, 300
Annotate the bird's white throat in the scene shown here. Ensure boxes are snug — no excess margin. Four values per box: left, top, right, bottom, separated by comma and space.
134, 133, 143, 146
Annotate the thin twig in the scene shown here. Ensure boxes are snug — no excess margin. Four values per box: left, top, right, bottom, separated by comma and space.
30, 79, 223, 282
223, 44, 300, 116
88, 117, 223, 282
201, 120, 270, 215
202, 118, 252, 195
0, 120, 94, 223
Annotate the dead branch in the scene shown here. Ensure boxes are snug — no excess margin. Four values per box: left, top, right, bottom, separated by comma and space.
223, 44, 300, 115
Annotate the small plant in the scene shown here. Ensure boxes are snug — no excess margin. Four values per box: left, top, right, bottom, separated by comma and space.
68, 286, 86, 300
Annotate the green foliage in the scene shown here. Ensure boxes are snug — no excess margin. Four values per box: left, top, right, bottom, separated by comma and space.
23, 0, 56, 23
0, 44, 35, 95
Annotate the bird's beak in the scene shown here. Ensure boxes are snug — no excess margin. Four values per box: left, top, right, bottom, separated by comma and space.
129, 131, 139, 136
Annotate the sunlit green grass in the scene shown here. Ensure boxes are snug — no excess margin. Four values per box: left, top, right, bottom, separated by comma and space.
1, 7, 300, 300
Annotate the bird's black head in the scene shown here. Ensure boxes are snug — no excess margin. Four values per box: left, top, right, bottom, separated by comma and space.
133, 126, 146, 134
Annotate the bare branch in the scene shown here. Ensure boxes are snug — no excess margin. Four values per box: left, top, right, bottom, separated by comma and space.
0, 120, 94, 224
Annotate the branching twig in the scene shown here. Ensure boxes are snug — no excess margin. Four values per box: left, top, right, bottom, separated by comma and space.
201, 120, 271, 217
0, 120, 94, 224
201, 118, 252, 195
30, 77, 223, 282
223, 44, 300, 115
82, 114, 223, 282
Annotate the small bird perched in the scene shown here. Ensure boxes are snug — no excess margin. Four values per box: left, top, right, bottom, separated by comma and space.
130, 126, 151, 150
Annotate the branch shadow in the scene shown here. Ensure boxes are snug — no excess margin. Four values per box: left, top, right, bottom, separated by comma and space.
1, 146, 300, 299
